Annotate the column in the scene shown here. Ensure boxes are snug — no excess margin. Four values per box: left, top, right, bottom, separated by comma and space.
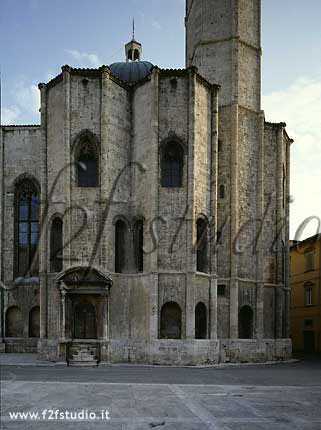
256, 111, 265, 339
0, 126, 4, 340
149, 273, 159, 340
100, 66, 110, 268
102, 294, 108, 340
186, 274, 195, 339
229, 103, 239, 339
210, 276, 218, 339
185, 69, 197, 339
210, 86, 219, 339
186, 68, 196, 271
275, 125, 284, 338
60, 288, 66, 340
62, 66, 72, 267
146, 68, 160, 272
39, 83, 48, 339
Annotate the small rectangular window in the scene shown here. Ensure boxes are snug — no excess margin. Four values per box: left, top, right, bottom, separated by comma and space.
219, 185, 225, 199
218, 285, 226, 296
305, 288, 313, 306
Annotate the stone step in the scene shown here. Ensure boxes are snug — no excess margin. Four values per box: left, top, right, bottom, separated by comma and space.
71, 355, 97, 362
69, 360, 98, 368
71, 349, 96, 354
70, 349, 96, 354
68, 343, 99, 367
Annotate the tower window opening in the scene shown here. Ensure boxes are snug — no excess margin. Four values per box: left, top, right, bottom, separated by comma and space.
134, 49, 140, 61
219, 185, 225, 199
76, 140, 99, 188
161, 141, 184, 188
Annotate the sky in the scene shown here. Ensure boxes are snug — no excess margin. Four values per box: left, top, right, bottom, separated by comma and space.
1, 0, 321, 240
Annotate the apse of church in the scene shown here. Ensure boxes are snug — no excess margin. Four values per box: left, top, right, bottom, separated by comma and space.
0, 0, 292, 365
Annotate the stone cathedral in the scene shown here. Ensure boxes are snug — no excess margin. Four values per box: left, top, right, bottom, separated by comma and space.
0, 0, 292, 365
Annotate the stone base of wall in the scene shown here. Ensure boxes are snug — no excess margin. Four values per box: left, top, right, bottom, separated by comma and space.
3, 338, 38, 353
4, 338, 292, 365
106, 339, 292, 365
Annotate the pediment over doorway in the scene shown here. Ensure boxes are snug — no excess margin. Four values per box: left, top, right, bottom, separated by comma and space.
56, 267, 112, 289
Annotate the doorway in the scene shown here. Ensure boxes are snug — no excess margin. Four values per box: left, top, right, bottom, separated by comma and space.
303, 331, 315, 354
73, 303, 97, 339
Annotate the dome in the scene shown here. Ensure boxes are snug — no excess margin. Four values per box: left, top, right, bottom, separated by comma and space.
109, 61, 154, 83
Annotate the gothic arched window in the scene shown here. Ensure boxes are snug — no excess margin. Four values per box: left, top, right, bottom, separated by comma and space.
195, 302, 207, 339
160, 302, 182, 339
196, 218, 208, 273
50, 217, 63, 273
239, 305, 254, 339
161, 141, 184, 188
76, 140, 99, 187
15, 179, 40, 278
115, 219, 128, 273
134, 219, 144, 273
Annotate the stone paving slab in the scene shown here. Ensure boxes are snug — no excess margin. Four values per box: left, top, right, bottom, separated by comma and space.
1, 380, 321, 430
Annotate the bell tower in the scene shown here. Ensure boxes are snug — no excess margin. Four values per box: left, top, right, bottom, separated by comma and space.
185, 0, 261, 112
125, 19, 142, 62
186, 0, 265, 339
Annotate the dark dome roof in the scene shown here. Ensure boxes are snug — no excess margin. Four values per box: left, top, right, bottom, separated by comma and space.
109, 61, 154, 83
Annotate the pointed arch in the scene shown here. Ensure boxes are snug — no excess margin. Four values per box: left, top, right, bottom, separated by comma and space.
160, 138, 185, 188
160, 302, 182, 339
6, 306, 23, 337
72, 130, 100, 188
14, 175, 40, 277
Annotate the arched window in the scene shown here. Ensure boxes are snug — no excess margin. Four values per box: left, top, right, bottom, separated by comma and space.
134, 220, 144, 273
50, 218, 63, 273
29, 306, 40, 338
239, 305, 254, 339
195, 302, 207, 339
115, 219, 127, 273
6, 306, 23, 337
160, 302, 182, 339
161, 141, 184, 188
196, 218, 208, 273
15, 179, 40, 277
76, 140, 98, 187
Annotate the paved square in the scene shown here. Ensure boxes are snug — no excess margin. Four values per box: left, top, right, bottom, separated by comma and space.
1, 360, 321, 429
